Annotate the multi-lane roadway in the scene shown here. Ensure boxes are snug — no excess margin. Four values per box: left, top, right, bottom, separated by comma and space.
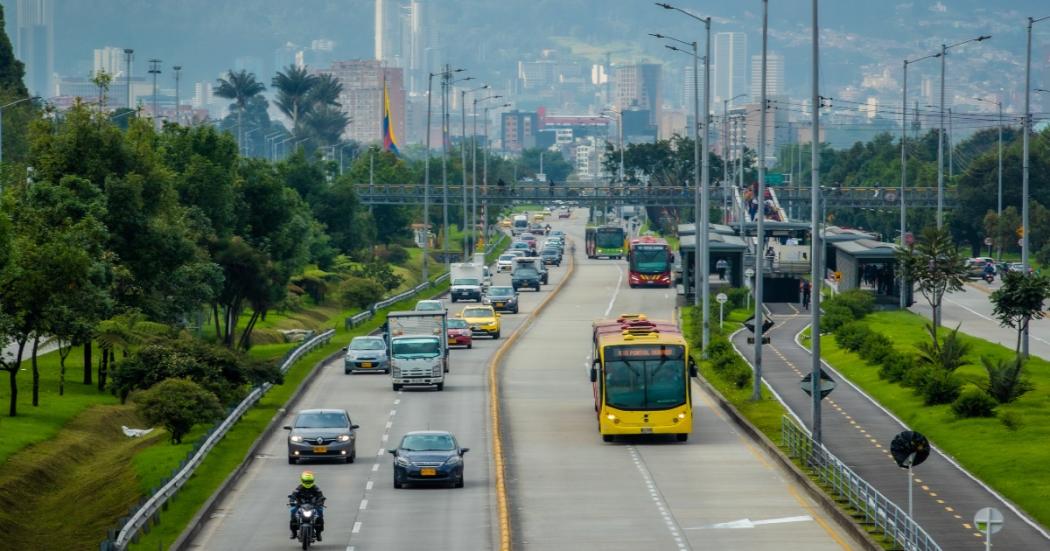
186, 213, 860, 550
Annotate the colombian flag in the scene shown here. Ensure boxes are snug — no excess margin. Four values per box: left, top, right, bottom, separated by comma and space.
382, 81, 400, 155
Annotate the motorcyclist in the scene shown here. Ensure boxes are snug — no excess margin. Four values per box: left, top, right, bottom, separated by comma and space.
289, 471, 325, 541
983, 262, 995, 281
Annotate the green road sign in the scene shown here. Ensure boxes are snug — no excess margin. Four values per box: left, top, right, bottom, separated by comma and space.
764, 173, 785, 185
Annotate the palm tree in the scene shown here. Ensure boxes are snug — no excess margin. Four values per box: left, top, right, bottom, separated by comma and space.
308, 73, 343, 107
214, 69, 266, 148
272, 65, 318, 133
94, 311, 170, 391
302, 104, 350, 147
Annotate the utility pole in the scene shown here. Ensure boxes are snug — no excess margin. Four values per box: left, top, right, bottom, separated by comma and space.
124, 49, 134, 109
441, 64, 450, 270
423, 71, 436, 282
148, 59, 161, 131
753, 0, 769, 402
809, 0, 823, 443
173, 65, 182, 126
1021, 16, 1049, 358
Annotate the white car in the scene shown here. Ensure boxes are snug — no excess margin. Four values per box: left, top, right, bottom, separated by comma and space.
497, 254, 517, 273
414, 299, 445, 312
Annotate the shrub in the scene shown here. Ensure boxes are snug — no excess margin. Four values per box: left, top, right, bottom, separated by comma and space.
980, 356, 1034, 404
339, 276, 386, 309
725, 362, 752, 389
725, 287, 751, 310
711, 352, 738, 373
999, 410, 1023, 431
385, 244, 410, 265
821, 304, 854, 332
834, 321, 872, 352
353, 260, 404, 291
704, 339, 733, 360
858, 332, 895, 365
135, 378, 224, 444
827, 289, 876, 318
915, 324, 971, 372
918, 368, 962, 405
951, 386, 997, 418
878, 352, 915, 383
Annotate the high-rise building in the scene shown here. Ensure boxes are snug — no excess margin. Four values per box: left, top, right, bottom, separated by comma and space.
714, 32, 747, 108
615, 63, 661, 127
375, 0, 399, 63
682, 63, 706, 111
12, 0, 53, 96
93, 46, 125, 78
326, 60, 405, 145
750, 52, 783, 101
501, 110, 538, 153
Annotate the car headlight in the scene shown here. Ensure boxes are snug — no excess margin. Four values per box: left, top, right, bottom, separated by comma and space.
444, 455, 462, 465
395, 456, 412, 467
290, 435, 304, 443
392, 367, 401, 378
338, 434, 351, 442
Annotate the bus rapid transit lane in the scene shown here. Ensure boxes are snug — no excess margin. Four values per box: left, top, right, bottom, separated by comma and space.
500, 216, 859, 550
184, 251, 570, 551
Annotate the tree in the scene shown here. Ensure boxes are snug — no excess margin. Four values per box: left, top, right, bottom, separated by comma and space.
520, 148, 572, 182
91, 69, 112, 115
897, 225, 968, 339
301, 104, 350, 147
214, 69, 266, 147
308, 73, 343, 107
272, 65, 319, 132
94, 311, 170, 391
135, 378, 223, 444
989, 271, 1050, 359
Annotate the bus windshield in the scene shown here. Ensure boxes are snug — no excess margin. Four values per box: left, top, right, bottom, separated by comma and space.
631, 246, 669, 273
596, 229, 624, 249
603, 345, 686, 410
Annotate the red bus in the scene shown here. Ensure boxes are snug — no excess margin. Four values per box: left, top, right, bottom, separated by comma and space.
626, 236, 673, 288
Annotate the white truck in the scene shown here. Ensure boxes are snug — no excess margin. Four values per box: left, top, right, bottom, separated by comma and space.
473, 252, 493, 287
450, 262, 485, 302
387, 311, 448, 391
512, 214, 529, 236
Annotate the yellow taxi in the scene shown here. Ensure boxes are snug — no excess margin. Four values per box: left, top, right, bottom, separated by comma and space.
501, 218, 512, 228
532, 212, 545, 222
460, 305, 501, 339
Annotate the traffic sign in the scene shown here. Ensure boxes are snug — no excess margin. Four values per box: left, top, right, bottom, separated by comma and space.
984, 237, 993, 246
743, 316, 774, 334
1016, 226, 1024, 237
890, 431, 930, 469
744, 268, 755, 279
833, 271, 842, 282
1018, 238, 1024, 247
975, 507, 1004, 535
764, 173, 785, 185
716, 293, 728, 304
800, 368, 836, 399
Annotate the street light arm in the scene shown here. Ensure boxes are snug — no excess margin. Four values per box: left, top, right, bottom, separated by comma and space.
654, 2, 711, 27
650, 32, 693, 49
905, 52, 941, 65
944, 34, 992, 51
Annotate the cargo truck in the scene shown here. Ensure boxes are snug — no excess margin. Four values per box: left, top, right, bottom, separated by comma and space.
450, 262, 485, 302
387, 311, 449, 391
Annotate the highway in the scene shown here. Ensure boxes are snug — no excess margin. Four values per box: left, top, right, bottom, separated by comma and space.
186, 213, 860, 550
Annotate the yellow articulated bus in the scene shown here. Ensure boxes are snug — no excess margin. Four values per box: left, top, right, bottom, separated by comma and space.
590, 314, 697, 442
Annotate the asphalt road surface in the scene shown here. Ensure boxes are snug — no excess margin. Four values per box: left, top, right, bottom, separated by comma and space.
500, 216, 859, 550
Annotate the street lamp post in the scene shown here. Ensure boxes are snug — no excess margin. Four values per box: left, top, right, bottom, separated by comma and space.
936, 34, 991, 228
473, 94, 501, 243
123, 49, 134, 109
148, 59, 162, 131
601, 108, 626, 181
974, 95, 1003, 259
173, 65, 182, 126
461, 84, 488, 260
753, 0, 769, 401
901, 52, 941, 310
723, 94, 747, 224
423, 70, 438, 282
810, 0, 823, 442
443, 72, 472, 270
1022, 16, 1049, 358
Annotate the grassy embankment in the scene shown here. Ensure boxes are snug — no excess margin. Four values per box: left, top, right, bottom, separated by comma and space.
809, 310, 1050, 527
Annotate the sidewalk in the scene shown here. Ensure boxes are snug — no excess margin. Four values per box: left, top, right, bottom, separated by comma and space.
732, 306, 1050, 550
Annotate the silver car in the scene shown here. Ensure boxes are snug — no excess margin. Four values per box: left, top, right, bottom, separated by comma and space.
285, 409, 359, 464
345, 336, 390, 374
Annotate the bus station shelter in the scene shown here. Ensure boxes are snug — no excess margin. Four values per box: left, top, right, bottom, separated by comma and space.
678, 231, 748, 297
831, 238, 911, 306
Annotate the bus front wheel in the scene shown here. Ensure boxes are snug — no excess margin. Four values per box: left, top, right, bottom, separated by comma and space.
675, 433, 688, 442
602, 434, 614, 443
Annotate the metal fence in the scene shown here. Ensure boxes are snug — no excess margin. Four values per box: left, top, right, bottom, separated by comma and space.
781, 417, 942, 551
103, 329, 335, 551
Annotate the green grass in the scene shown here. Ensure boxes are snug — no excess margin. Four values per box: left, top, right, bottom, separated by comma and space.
0, 345, 120, 466
815, 311, 1050, 527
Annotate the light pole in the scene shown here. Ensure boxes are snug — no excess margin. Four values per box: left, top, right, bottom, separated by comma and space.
148, 59, 162, 131
974, 94, 1003, 259
461, 84, 488, 259
753, 0, 769, 401
901, 51, 941, 310
173, 65, 182, 126
423, 71, 439, 282
655, 2, 713, 354
602, 108, 625, 180
936, 34, 991, 228
443, 71, 472, 269
0, 96, 39, 166
483, 102, 511, 242
1022, 16, 1049, 358
723, 94, 747, 224
473, 94, 502, 243
809, 0, 823, 442
264, 131, 284, 161
123, 49, 134, 109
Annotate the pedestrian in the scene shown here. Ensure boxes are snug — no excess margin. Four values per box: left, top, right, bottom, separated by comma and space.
801, 279, 811, 310
716, 258, 728, 281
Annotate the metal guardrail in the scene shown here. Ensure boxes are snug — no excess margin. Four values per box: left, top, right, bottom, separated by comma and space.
106, 329, 335, 551
781, 417, 941, 551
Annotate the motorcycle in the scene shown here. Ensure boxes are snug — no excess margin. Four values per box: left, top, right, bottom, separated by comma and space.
289, 496, 325, 550
983, 272, 995, 284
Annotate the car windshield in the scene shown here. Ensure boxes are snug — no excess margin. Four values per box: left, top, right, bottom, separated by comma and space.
513, 243, 528, 249
499, 255, 515, 262
391, 338, 441, 358
453, 278, 480, 286
400, 433, 456, 452
350, 338, 385, 351
294, 412, 349, 429
542, 250, 558, 256
463, 308, 492, 318
447, 319, 468, 329
514, 268, 538, 277
603, 345, 686, 410
488, 287, 514, 297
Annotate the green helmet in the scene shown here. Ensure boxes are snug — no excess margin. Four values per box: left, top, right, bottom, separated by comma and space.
300, 471, 315, 489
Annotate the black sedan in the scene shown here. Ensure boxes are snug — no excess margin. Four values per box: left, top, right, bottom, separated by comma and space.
540, 248, 562, 266
389, 431, 469, 488
285, 409, 359, 464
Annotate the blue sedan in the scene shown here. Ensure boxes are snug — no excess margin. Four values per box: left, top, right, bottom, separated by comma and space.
388, 431, 469, 489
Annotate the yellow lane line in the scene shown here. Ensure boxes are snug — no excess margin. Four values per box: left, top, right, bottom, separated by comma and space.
488, 242, 577, 551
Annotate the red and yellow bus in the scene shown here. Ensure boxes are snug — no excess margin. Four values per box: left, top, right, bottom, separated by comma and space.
590, 314, 696, 442
626, 236, 674, 288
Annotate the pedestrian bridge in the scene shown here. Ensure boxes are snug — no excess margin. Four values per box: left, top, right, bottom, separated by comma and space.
353, 182, 956, 209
